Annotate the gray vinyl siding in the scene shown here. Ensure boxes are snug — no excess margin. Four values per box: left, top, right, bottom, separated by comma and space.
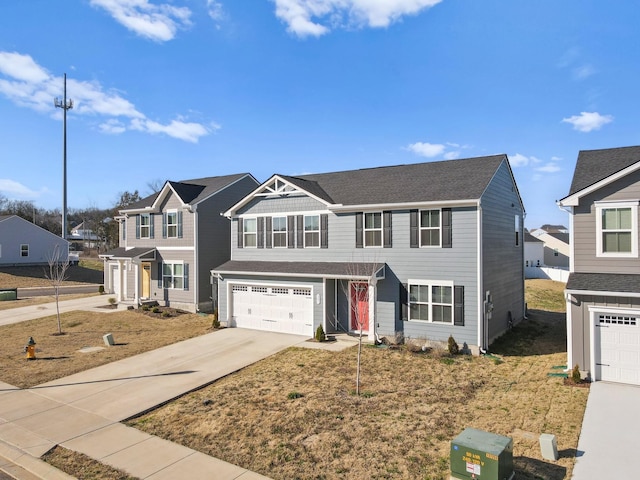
569, 293, 640, 371
154, 249, 195, 310
230, 204, 480, 346
573, 169, 640, 274
195, 176, 259, 310
218, 274, 324, 330
239, 195, 326, 215
0, 216, 70, 266
480, 160, 525, 343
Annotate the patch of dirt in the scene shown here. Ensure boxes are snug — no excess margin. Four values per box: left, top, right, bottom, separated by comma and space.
42, 446, 138, 480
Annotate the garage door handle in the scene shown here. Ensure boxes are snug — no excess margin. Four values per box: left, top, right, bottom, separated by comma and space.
289, 313, 293, 319
596, 325, 608, 328
596, 363, 609, 366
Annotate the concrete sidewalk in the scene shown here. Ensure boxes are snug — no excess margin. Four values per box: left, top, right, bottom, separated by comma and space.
0, 295, 117, 327
571, 382, 640, 479
0, 328, 308, 479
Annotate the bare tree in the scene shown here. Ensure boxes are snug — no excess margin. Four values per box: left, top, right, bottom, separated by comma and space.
146, 178, 165, 195
45, 245, 71, 335
340, 259, 381, 396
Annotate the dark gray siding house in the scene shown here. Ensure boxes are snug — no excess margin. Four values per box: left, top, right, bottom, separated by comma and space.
212, 155, 525, 353
0, 215, 70, 266
559, 145, 640, 385
101, 174, 259, 313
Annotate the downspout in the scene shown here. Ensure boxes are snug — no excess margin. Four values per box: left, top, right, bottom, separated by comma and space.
477, 200, 484, 351
192, 204, 199, 311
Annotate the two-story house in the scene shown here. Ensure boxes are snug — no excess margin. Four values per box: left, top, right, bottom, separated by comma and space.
559, 145, 640, 385
101, 173, 259, 313
0, 215, 71, 266
212, 155, 525, 353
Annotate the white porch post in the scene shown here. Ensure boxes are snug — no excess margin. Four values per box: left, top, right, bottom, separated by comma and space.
133, 262, 140, 305
116, 260, 124, 302
368, 279, 377, 342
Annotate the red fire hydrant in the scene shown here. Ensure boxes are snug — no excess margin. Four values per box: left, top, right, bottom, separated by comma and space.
24, 337, 36, 360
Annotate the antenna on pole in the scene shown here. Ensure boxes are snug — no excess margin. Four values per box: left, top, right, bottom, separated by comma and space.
54, 73, 73, 240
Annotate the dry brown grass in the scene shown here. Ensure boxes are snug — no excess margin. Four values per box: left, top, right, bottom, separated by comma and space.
0, 309, 213, 388
0, 293, 100, 311
130, 310, 586, 480
42, 446, 138, 480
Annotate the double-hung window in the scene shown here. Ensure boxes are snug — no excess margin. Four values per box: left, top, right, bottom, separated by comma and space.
596, 202, 638, 257
272, 216, 287, 248
408, 280, 454, 324
304, 215, 320, 247
364, 212, 382, 247
140, 214, 151, 238
166, 212, 178, 238
243, 218, 257, 247
20, 244, 29, 257
420, 209, 440, 247
162, 262, 184, 289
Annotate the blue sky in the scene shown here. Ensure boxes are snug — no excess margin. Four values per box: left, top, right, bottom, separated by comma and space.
1, 1, 639, 229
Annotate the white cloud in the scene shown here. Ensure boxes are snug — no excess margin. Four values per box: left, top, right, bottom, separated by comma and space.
272, 0, 442, 38
535, 163, 561, 173
207, 0, 224, 21
0, 179, 47, 199
443, 151, 460, 160
551, 156, 562, 162
562, 111, 613, 132
90, 0, 192, 42
509, 153, 530, 167
407, 142, 446, 158
0, 50, 213, 143
573, 64, 595, 80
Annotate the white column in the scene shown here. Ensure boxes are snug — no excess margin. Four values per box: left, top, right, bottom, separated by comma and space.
117, 260, 124, 302
133, 263, 139, 305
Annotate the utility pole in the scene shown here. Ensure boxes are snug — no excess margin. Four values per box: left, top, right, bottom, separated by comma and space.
54, 73, 73, 239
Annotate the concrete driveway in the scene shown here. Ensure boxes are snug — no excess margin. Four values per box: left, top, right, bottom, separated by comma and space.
0, 328, 307, 479
572, 381, 640, 479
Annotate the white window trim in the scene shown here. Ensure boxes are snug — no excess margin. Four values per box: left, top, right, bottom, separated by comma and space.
304, 214, 320, 248
407, 279, 454, 324
166, 210, 179, 238
243, 217, 258, 248
363, 212, 383, 248
162, 261, 185, 290
140, 213, 151, 239
419, 208, 442, 248
272, 216, 287, 248
595, 201, 638, 258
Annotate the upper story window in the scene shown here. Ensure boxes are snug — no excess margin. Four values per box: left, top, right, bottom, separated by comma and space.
272, 216, 287, 248
420, 210, 441, 247
364, 212, 382, 247
515, 215, 520, 246
20, 244, 29, 257
596, 202, 638, 257
138, 214, 152, 239
244, 218, 257, 247
167, 211, 178, 238
304, 215, 320, 247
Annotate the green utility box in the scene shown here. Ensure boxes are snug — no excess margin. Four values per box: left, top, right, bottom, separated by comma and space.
450, 428, 514, 480
0, 289, 18, 301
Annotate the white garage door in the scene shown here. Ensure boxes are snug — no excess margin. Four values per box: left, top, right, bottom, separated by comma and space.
231, 284, 313, 337
595, 312, 640, 385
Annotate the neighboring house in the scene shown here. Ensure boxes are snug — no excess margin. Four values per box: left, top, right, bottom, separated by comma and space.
68, 222, 101, 249
529, 227, 570, 268
524, 231, 544, 269
100, 174, 259, 313
559, 145, 640, 385
212, 155, 525, 353
0, 215, 70, 266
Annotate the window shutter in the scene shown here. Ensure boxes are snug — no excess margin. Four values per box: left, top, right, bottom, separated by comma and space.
237, 218, 243, 248
383, 211, 392, 248
162, 213, 167, 239
410, 210, 418, 248
183, 263, 189, 291
257, 217, 264, 248
135, 215, 140, 239
287, 216, 295, 248
454, 285, 464, 326
400, 283, 408, 322
158, 262, 163, 288
296, 215, 303, 248
355, 212, 363, 248
177, 211, 183, 238
150, 214, 155, 239
321, 214, 328, 248
122, 219, 126, 241
265, 217, 272, 248
442, 208, 452, 248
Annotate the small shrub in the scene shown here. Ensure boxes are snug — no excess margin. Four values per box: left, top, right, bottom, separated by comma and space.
162, 311, 171, 318
98, 285, 105, 294
107, 297, 116, 306
441, 357, 455, 366
315, 325, 326, 342
571, 364, 581, 383
447, 335, 459, 355
287, 391, 303, 400
211, 315, 220, 329
152, 307, 161, 313
142, 305, 150, 311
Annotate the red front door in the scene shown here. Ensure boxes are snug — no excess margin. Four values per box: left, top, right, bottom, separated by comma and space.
350, 282, 369, 332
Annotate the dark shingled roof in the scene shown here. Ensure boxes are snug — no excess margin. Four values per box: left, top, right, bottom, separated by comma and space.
122, 173, 250, 211
100, 247, 156, 260
567, 272, 640, 294
213, 260, 385, 279
278, 155, 507, 205
524, 231, 542, 243
568, 145, 640, 196
547, 232, 569, 244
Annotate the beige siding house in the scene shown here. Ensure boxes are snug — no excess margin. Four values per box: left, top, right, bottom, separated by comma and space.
101, 174, 258, 312
559, 145, 640, 385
